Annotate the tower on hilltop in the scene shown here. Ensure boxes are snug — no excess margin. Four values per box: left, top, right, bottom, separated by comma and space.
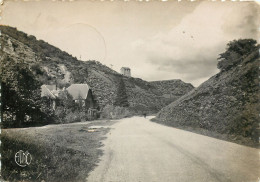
120, 67, 131, 77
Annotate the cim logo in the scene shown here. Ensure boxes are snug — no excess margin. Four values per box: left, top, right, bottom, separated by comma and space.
15, 150, 32, 167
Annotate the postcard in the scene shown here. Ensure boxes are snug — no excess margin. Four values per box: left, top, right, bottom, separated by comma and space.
0, 0, 259, 181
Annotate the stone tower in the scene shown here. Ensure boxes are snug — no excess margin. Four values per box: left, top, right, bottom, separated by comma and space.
120, 67, 131, 77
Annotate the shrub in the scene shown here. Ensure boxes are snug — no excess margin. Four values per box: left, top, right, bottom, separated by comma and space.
100, 105, 132, 119
54, 107, 66, 123
217, 39, 258, 71
64, 111, 84, 123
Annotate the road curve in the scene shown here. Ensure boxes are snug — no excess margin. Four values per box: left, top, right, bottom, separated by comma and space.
86, 116, 259, 182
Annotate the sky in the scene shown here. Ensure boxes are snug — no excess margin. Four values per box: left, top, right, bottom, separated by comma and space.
1, 0, 259, 86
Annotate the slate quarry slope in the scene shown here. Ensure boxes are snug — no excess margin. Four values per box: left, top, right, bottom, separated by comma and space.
155, 49, 259, 144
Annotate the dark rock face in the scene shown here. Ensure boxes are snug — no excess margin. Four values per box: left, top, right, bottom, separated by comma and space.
0, 26, 193, 114
155, 49, 259, 143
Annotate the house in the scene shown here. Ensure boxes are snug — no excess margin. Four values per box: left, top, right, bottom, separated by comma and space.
66, 84, 96, 109
66, 84, 97, 119
120, 67, 131, 77
41, 83, 97, 119
41, 84, 62, 110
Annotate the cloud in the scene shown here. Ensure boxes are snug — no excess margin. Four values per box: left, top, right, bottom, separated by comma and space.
3, 0, 258, 87
132, 1, 259, 86
221, 3, 260, 39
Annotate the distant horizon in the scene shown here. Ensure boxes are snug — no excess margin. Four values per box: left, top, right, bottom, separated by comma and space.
2, 0, 259, 86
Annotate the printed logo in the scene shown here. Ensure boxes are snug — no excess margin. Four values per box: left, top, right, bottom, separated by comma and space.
15, 150, 32, 167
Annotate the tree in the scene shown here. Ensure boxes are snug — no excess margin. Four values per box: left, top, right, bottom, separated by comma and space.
59, 90, 74, 109
114, 78, 129, 107
217, 39, 258, 71
1, 56, 46, 128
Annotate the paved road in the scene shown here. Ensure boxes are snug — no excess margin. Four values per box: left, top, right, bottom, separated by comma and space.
87, 116, 259, 182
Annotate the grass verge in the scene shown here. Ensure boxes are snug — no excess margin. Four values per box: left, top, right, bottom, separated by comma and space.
1, 120, 117, 182
150, 118, 259, 148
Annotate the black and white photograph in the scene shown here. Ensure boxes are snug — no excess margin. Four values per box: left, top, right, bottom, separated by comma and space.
0, 0, 259, 181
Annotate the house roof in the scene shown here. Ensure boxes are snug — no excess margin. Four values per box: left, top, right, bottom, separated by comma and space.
41, 84, 91, 100
44, 85, 56, 90
66, 84, 90, 100
41, 85, 56, 99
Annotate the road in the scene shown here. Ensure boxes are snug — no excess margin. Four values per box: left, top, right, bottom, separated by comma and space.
86, 116, 259, 182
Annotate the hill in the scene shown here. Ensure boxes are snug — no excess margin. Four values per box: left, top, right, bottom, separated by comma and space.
150, 80, 194, 104
154, 39, 259, 146
0, 25, 193, 126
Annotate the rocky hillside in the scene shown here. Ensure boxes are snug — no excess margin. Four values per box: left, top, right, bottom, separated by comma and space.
150, 80, 194, 104
154, 40, 259, 145
0, 25, 192, 113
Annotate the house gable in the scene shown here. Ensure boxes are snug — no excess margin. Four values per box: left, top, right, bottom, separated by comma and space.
41, 85, 56, 99
66, 84, 90, 100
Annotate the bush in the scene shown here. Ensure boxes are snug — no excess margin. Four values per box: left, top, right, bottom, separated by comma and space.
217, 39, 258, 71
64, 111, 83, 123
54, 109, 85, 124
54, 107, 66, 123
100, 105, 132, 119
